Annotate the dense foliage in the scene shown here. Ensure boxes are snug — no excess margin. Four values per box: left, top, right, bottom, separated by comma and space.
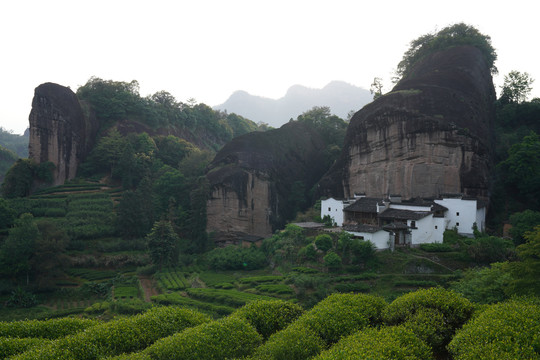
448, 298, 540, 359
396, 23, 497, 81
76, 77, 264, 146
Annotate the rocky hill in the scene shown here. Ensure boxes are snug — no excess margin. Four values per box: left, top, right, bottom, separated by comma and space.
319, 45, 496, 201
206, 121, 334, 242
28, 83, 99, 185
214, 81, 372, 127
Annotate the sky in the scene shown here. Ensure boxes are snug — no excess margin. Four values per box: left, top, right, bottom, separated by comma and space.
1, 0, 538, 135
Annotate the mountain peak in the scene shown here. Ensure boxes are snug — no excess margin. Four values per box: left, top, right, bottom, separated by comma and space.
215, 82, 372, 127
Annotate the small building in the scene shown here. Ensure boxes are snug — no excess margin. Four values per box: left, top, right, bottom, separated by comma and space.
320, 194, 486, 250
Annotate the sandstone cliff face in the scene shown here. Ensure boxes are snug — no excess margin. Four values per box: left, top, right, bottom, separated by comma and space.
321, 45, 495, 201
29, 83, 98, 185
206, 121, 329, 242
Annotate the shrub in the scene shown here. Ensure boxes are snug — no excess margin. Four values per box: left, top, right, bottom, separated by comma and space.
383, 287, 474, 351
334, 282, 370, 293
232, 300, 304, 339
144, 316, 262, 360
315, 234, 333, 252
448, 298, 540, 359
239, 275, 284, 284
0, 337, 50, 359
186, 288, 277, 307
205, 246, 267, 270
419, 242, 453, 252
323, 251, 342, 270
313, 325, 432, 360
13, 306, 210, 359
298, 292, 387, 345
256, 284, 294, 295
251, 322, 325, 360
0, 317, 99, 339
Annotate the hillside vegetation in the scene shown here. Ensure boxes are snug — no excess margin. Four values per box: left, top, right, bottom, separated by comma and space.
0, 24, 539, 359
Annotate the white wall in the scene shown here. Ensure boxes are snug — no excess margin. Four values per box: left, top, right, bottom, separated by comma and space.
476, 207, 486, 232
346, 230, 390, 250
434, 198, 478, 236
408, 215, 445, 245
321, 198, 345, 226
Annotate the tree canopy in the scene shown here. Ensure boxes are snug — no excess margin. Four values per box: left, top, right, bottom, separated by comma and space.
395, 23, 497, 81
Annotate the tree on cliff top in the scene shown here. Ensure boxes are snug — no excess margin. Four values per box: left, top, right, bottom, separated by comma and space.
395, 23, 497, 82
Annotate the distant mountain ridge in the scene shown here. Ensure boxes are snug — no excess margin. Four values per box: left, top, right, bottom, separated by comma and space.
214, 81, 372, 127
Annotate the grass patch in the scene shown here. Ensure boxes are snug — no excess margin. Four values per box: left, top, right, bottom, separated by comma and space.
186, 288, 279, 307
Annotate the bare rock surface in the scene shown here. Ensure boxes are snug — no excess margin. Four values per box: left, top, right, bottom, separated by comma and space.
320, 45, 496, 201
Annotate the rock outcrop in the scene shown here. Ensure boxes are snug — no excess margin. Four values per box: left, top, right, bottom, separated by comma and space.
206, 121, 330, 242
320, 45, 496, 201
29, 83, 98, 185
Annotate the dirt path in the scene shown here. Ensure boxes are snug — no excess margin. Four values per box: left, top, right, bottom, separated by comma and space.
139, 276, 159, 302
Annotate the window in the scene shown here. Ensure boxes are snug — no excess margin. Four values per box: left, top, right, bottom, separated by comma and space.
435, 225, 438, 229
410, 221, 416, 228
328, 207, 331, 211
456, 212, 460, 216
456, 222, 460, 226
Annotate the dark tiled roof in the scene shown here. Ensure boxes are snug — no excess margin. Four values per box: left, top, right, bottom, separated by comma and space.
343, 224, 383, 233
344, 197, 384, 213
293, 222, 325, 229
379, 208, 431, 220
383, 222, 410, 230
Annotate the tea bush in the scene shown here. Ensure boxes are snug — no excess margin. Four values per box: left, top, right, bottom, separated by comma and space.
232, 300, 304, 339
12, 306, 210, 359
0, 337, 50, 358
250, 322, 325, 360
0, 317, 99, 339
144, 316, 262, 359
448, 298, 540, 359
383, 287, 474, 351
313, 325, 432, 360
298, 292, 387, 344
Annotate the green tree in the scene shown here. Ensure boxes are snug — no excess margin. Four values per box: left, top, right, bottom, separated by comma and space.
315, 234, 333, 252
499, 70, 534, 104
0, 213, 40, 283
395, 23, 497, 81
30, 220, 68, 289
0, 198, 16, 230
1, 159, 35, 198
146, 220, 180, 268
498, 131, 540, 207
84, 129, 127, 176
323, 251, 342, 270
505, 226, 540, 296
154, 135, 196, 168
509, 210, 540, 245
450, 263, 512, 304
370, 77, 384, 100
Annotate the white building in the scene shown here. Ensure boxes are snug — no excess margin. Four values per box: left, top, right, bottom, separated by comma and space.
321, 194, 486, 250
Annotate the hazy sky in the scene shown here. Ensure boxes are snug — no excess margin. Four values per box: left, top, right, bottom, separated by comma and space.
1, 0, 538, 134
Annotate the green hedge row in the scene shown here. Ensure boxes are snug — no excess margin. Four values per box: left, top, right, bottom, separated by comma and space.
0, 317, 99, 339
0, 337, 51, 359
239, 275, 285, 284
12, 306, 210, 360
151, 293, 235, 316
251, 293, 387, 359
143, 316, 262, 359
448, 298, 540, 359
232, 300, 304, 339
186, 288, 277, 307
313, 325, 432, 359
383, 287, 475, 352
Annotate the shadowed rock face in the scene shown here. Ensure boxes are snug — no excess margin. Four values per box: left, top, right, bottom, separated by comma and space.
320, 45, 496, 201
206, 121, 329, 241
28, 83, 98, 185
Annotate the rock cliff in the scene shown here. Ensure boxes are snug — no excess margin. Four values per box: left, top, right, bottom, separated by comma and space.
28, 83, 98, 185
206, 121, 330, 242
320, 45, 496, 201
